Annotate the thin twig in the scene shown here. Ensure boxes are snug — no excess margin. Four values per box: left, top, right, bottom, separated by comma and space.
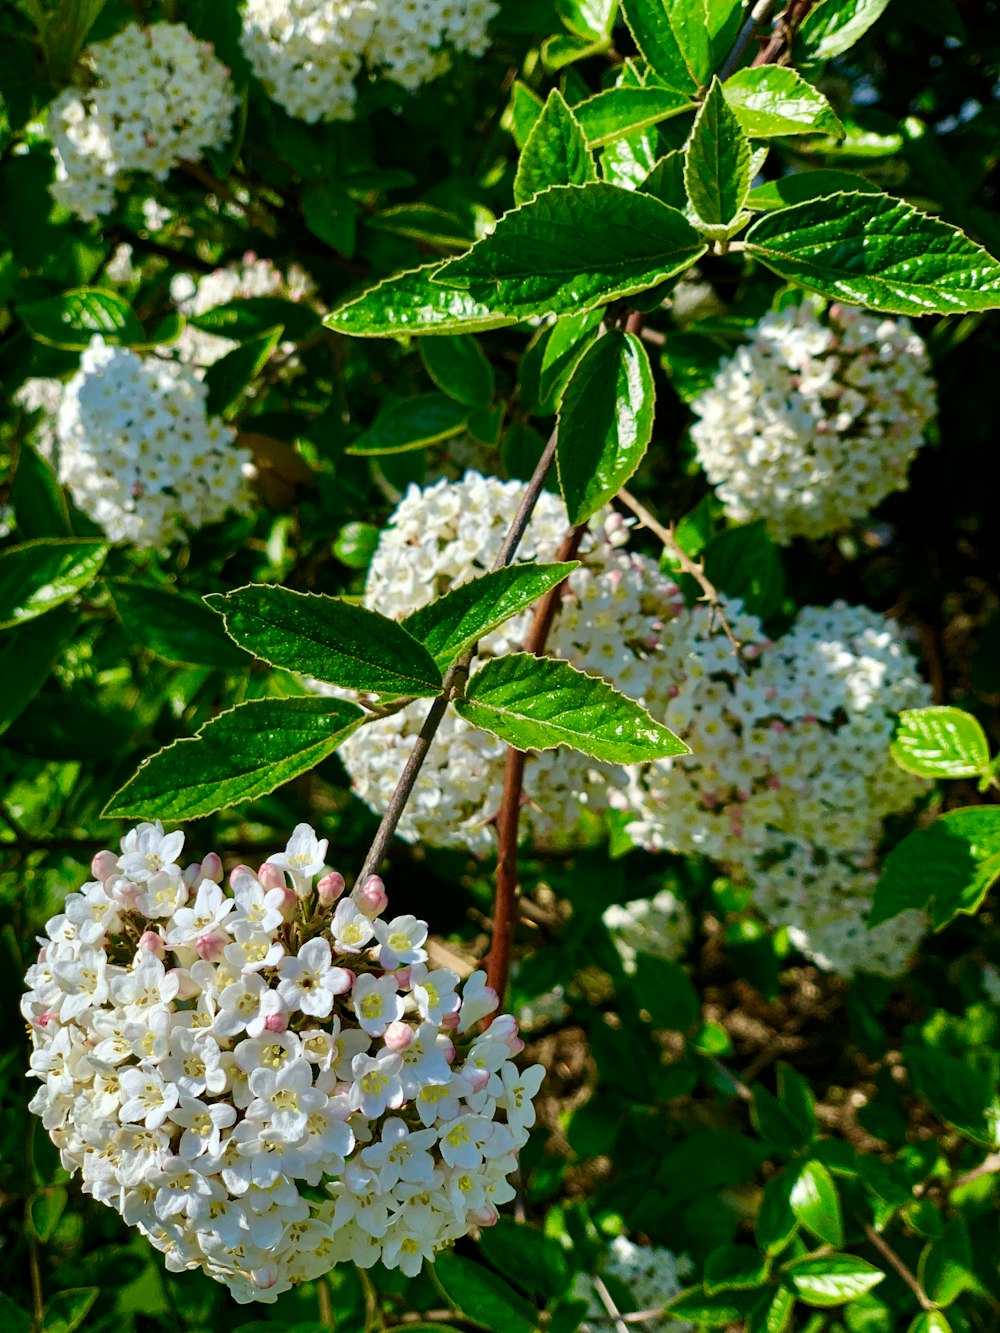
719, 0, 778, 79
862, 1223, 935, 1311
317, 1276, 335, 1329
28, 1227, 44, 1331
618, 487, 746, 664
752, 0, 818, 66
593, 1276, 631, 1333
949, 1151, 1000, 1193
359, 1267, 387, 1332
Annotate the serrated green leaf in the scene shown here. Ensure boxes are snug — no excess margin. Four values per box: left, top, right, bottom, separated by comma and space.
641, 149, 688, 210
326, 261, 512, 338
346, 394, 469, 456
890, 706, 992, 780
402, 563, 579, 670
0, 609, 77, 736
556, 0, 618, 40
18, 287, 144, 348
685, 77, 752, 237
455, 653, 688, 763
107, 581, 252, 670
556, 329, 655, 524
508, 80, 544, 149
103, 697, 367, 821
419, 335, 496, 407
622, 0, 711, 95
28, 1186, 68, 1243
747, 170, 881, 212
722, 67, 845, 139
0, 539, 109, 630
797, 0, 893, 60
514, 89, 597, 206
434, 183, 706, 322
434, 1253, 539, 1333
42, 1287, 99, 1333
746, 192, 1000, 315
784, 1255, 885, 1308
704, 1245, 770, 1294
204, 325, 284, 418
573, 85, 694, 148
666, 1285, 761, 1325
869, 805, 1000, 929
520, 309, 603, 416
211, 585, 443, 697
789, 1160, 843, 1247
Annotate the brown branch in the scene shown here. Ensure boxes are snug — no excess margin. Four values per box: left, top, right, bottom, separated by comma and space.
592, 1276, 631, 1333
752, 0, 818, 65
720, 0, 778, 78
862, 1224, 935, 1312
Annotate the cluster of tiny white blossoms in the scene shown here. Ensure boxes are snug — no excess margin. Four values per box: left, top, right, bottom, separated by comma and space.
22, 821, 543, 1303
52, 337, 252, 548
573, 1238, 695, 1333
602, 890, 694, 974
240, 0, 498, 124
320, 472, 684, 854
47, 23, 236, 221
690, 301, 936, 543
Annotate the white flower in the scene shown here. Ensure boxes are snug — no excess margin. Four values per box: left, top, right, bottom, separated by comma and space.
603, 890, 694, 973
119, 1067, 179, 1130
331, 898, 375, 952
267, 822, 330, 881
170, 1097, 237, 1158
576, 1239, 696, 1333
166, 881, 235, 949
119, 823, 185, 884
349, 1051, 405, 1118
278, 938, 350, 1017
352, 973, 405, 1037
373, 914, 429, 969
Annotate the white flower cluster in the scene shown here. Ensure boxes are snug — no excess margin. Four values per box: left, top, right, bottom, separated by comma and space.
602, 890, 694, 974
690, 302, 936, 543
53, 337, 252, 548
240, 0, 498, 124
23, 821, 542, 1303
47, 23, 236, 221
324, 472, 683, 854
574, 1238, 694, 1333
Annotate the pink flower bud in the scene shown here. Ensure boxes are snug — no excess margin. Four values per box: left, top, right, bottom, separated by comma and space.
138, 930, 165, 957
183, 862, 202, 887
383, 1021, 414, 1051
264, 1011, 289, 1034
469, 1203, 499, 1227
229, 864, 256, 887
91, 850, 119, 882
113, 879, 142, 911
169, 968, 199, 1000
317, 871, 346, 905
441, 1010, 461, 1030
195, 932, 226, 961
356, 875, 388, 918
440, 1038, 455, 1063
463, 1065, 491, 1094
37, 1011, 57, 1028
339, 968, 356, 990
201, 852, 223, 883
489, 1015, 524, 1054
277, 886, 299, 922
394, 967, 412, 989
258, 862, 286, 892
251, 1267, 279, 1290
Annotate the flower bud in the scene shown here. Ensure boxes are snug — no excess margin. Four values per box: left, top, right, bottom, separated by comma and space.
383, 1021, 413, 1051
183, 862, 203, 887
91, 850, 119, 882
264, 1011, 289, 1034
138, 930, 166, 958
258, 862, 286, 892
441, 1010, 460, 1030
201, 852, 223, 883
195, 932, 227, 961
469, 1203, 499, 1227
317, 870, 346, 905
229, 864, 256, 887
277, 886, 299, 922
356, 875, 388, 918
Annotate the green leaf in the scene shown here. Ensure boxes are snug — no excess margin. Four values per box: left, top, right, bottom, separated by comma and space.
684, 77, 752, 238
869, 806, 1000, 930
455, 653, 689, 763
189, 296, 318, 342
514, 89, 597, 206
789, 1160, 843, 1247
346, 394, 469, 456
752, 1085, 813, 1155
478, 1218, 571, 1299
919, 1218, 974, 1308
402, 563, 580, 670
326, 260, 512, 338
556, 0, 618, 41
18, 287, 144, 348
666, 1285, 761, 1326
704, 1245, 770, 1294
11, 443, 71, 539
0, 539, 109, 630
756, 1170, 800, 1255
419, 335, 496, 407
334, 521, 379, 570
107, 581, 253, 670
302, 182, 358, 257
369, 204, 473, 250
784, 1255, 885, 1308
748, 1285, 796, 1333
28, 1187, 68, 1243
641, 149, 688, 210
434, 1253, 539, 1333
890, 706, 992, 780
747, 170, 881, 212
573, 85, 694, 148
905, 1044, 996, 1144
556, 329, 655, 525
103, 697, 367, 821
776, 1062, 817, 1143
0, 1294, 31, 1333
42, 1288, 99, 1333
508, 80, 544, 149
433, 183, 706, 323
797, 0, 893, 60
0, 609, 77, 736
210, 585, 443, 697
520, 309, 603, 416
722, 67, 844, 139
746, 192, 1000, 316
701, 522, 785, 620
204, 325, 284, 418
631, 955, 700, 1030
621, 0, 711, 95
907, 1316, 953, 1333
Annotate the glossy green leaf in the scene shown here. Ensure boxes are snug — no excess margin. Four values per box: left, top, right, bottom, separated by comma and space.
210, 585, 443, 697
756, 1170, 800, 1255
10, 443, 71, 538
514, 89, 596, 206
556, 329, 655, 524
455, 653, 689, 763
508, 80, 544, 149
784, 1255, 885, 1308
0, 539, 109, 630
797, 0, 893, 60
905, 1044, 997, 1144
419, 335, 496, 407
0, 609, 77, 736
573, 85, 694, 148
103, 697, 367, 821
556, 0, 618, 40
869, 805, 1000, 929
722, 67, 844, 139
748, 1285, 796, 1333
685, 77, 752, 237
702, 522, 785, 620
434, 1253, 539, 1333
28, 1187, 68, 1243
890, 706, 992, 780
907, 1316, 952, 1333
42, 1287, 99, 1333
434, 183, 706, 322
746, 192, 1000, 315
326, 261, 512, 338
519, 309, 603, 416
107, 581, 252, 670
621, 0, 711, 94
666, 1285, 760, 1326
403, 563, 579, 670
919, 1218, 975, 1308
204, 325, 284, 418
789, 1160, 843, 1247
346, 394, 469, 455
188, 296, 318, 342
478, 1218, 571, 1299
641, 149, 688, 210
747, 170, 881, 211
18, 287, 144, 348
704, 1245, 770, 1294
